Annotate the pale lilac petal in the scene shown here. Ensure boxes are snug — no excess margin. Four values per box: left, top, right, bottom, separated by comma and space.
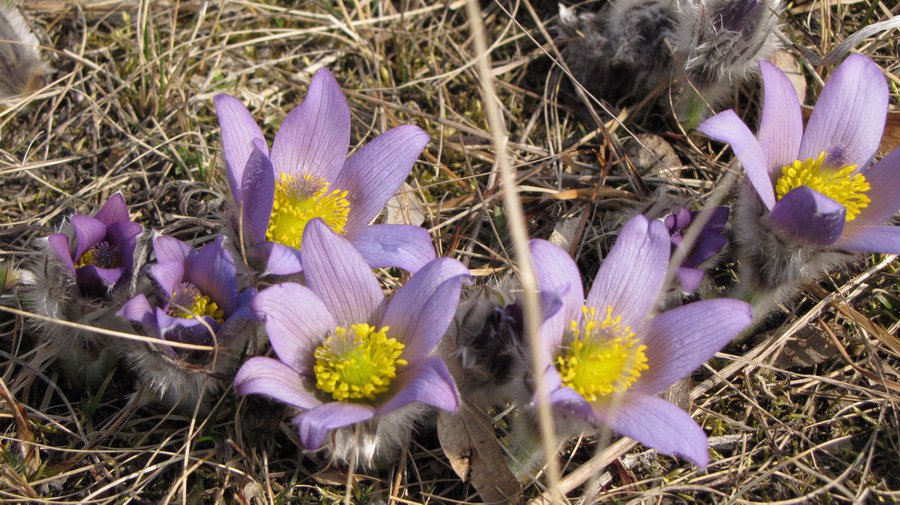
94, 193, 129, 225
700, 110, 776, 208
854, 149, 900, 226
593, 393, 709, 468
676, 267, 705, 293
799, 54, 888, 168
301, 219, 383, 326
240, 139, 275, 244
348, 224, 436, 273
189, 238, 238, 314
335, 125, 430, 232
258, 242, 303, 276
234, 357, 323, 410
756, 61, 803, 172
632, 299, 751, 394
270, 68, 351, 181
252, 282, 336, 375
118, 294, 156, 329
292, 402, 375, 450
769, 186, 846, 246
149, 262, 185, 298
70, 215, 107, 260
833, 225, 900, 255
529, 239, 584, 351
154, 236, 192, 264
47, 234, 75, 271
378, 258, 470, 362
75, 266, 122, 294
214, 93, 266, 204
156, 310, 215, 345
586, 216, 670, 330
540, 366, 594, 427
377, 356, 459, 414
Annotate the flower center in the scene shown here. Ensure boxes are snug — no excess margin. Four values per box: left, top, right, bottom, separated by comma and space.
314, 323, 408, 402
74, 241, 122, 269
166, 282, 224, 324
555, 305, 649, 402
266, 173, 350, 249
774, 151, 870, 222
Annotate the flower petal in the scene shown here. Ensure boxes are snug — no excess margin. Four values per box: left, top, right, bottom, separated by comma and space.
757, 61, 803, 172
586, 216, 670, 330
335, 125, 430, 232
118, 294, 156, 329
700, 110, 776, 208
252, 282, 336, 375
529, 239, 584, 352
593, 393, 709, 468
378, 258, 470, 362
270, 68, 351, 181
539, 365, 595, 429
70, 215, 107, 261
149, 261, 185, 299
188, 238, 239, 314
214, 93, 266, 204
47, 234, 75, 272
240, 139, 275, 244
258, 242, 303, 276
94, 193, 129, 225
154, 236, 192, 264
106, 220, 143, 274
768, 186, 846, 246
676, 267, 705, 293
348, 224, 436, 273
301, 219, 384, 326
799, 54, 888, 168
292, 402, 375, 450
377, 355, 459, 414
833, 225, 900, 255
632, 299, 751, 394
75, 265, 122, 294
234, 356, 323, 410
854, 148, 900, 226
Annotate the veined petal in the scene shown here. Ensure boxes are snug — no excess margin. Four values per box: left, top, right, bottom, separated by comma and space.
377, 356, 459, 414
47, 234, 75, 272
70, 215, 107, 261
757, 61, 803, 172
94, 193, 129, 225
675, 267, 705, 293
348, 224, 436, 273
149, 261, 185, 299
154, 236, 192, 264
214, 93, 266, 204
292, 402, 375, 450
189, 237, 239, 315
106, 220, 143, 274
258, 242, 303, 276
539, 365, 595, 428
833, 225, 900, 255
240, 139, 275, 244
529, 239, 584, 351
700, 110, 776, 208
234, 357, 323, 410
118, 294, 156, 329
854, 149, 900, 226
768, 186, 846, 246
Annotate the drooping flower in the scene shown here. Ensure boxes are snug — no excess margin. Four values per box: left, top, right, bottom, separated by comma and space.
664, 206, 729, 293
234, 219, 466, 468
527, 215, 751, 467
214, 68, 436, 276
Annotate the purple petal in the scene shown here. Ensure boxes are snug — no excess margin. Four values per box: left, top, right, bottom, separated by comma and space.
833, 225, 900, 255
700, 110, 776, 208
540, 366, 595, 427
154, 236, 192, 264
799, 54, 888, 168
150, 262, 185, 299
529, 239, 584, 352
188, 238, 239, 314
593, 393, 709, 468
301, 219, 383, 326
768, 186, 846, 246
239, 139, 275, 244
75, 265, 123, 294
94, 193, 129, 225
632, 299, 751, 395
106, 220, 143, 274
156, 311, 216, 345
270, 68, 351, 182
234, 357, 323, 410
118, 294, 156, 329
47, 234, 75, 272
676, 267, 705, 293
70, 215, 107, 261
334, 125, 430, 232
252, 282, 336, 374
681, 207, 729, 269
854, 148, 900, 226
756, 61, 803, 172
348, 224, 436, 273
377, 356, 459, 414
378, 258, 470, 362
257, 242, 303, 276
586, 216, 670, 331
214, 93, 266, 204
292, 402, 375, 450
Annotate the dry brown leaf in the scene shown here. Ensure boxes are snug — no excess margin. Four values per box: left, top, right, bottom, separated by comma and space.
385, 182, 427, 227
772, 325, 836, 368
771, 51, 807, 105
622, 133, 680, 176
878, 110, 899, 157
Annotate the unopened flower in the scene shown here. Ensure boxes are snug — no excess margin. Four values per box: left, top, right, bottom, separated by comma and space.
527, 215, 751, 467
215, 68, 435, 276
234, 219, 467, 468
0, 3, 52, 99
664, 207, 729, 292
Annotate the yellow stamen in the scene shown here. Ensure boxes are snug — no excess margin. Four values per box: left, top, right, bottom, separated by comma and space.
555, 305, 649, 402
266, 173, 350, 249
167, 283, 225, 324
314, 324, 408, 402
774, 151, 870, 222
74, 242, 122, 269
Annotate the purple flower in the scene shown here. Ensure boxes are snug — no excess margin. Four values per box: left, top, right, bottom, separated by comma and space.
234, 219, 466, 452
664, 207, 729, 292
214, 68, 436, 276
119, 236, 254, 346
700, 54, 900, 252
529, 215, 751, 467
47, 193, 143, 297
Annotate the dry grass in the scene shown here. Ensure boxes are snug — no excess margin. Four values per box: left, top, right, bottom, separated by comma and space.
0, 0, 898, 503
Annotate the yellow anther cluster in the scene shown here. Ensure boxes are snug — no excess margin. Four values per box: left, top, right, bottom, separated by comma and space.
556, 305, 649, 402
266, 173, 350, 249
74, 248, 97, 268
775, 151, 871, 222
168, 288, 225, 324
314, 324, 407, 402
74, 242, 122, 269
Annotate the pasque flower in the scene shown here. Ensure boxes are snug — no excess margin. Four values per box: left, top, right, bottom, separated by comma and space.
700, 54, 899, 252
528, 215, 751, 467
234, 219, 466, 467
664, 207, 729, 293
215, 68, 436, 276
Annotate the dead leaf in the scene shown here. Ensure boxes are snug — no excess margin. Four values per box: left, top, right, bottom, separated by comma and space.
878, 110, 899, 157
622, 134, 680, 176
437, 406, 524, 505
663, 377, 691, 411
385, 182, 426, 227
771, 51, 807, 105
772, 325, 836, 368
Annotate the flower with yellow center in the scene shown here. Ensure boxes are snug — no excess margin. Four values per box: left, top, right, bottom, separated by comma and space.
555, 305, 649, 402
74, 241, 123, 269
266, 173, 350, 249
775, 152, 870, 222
167, 283, 225, 325
314, 324, 408, 401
